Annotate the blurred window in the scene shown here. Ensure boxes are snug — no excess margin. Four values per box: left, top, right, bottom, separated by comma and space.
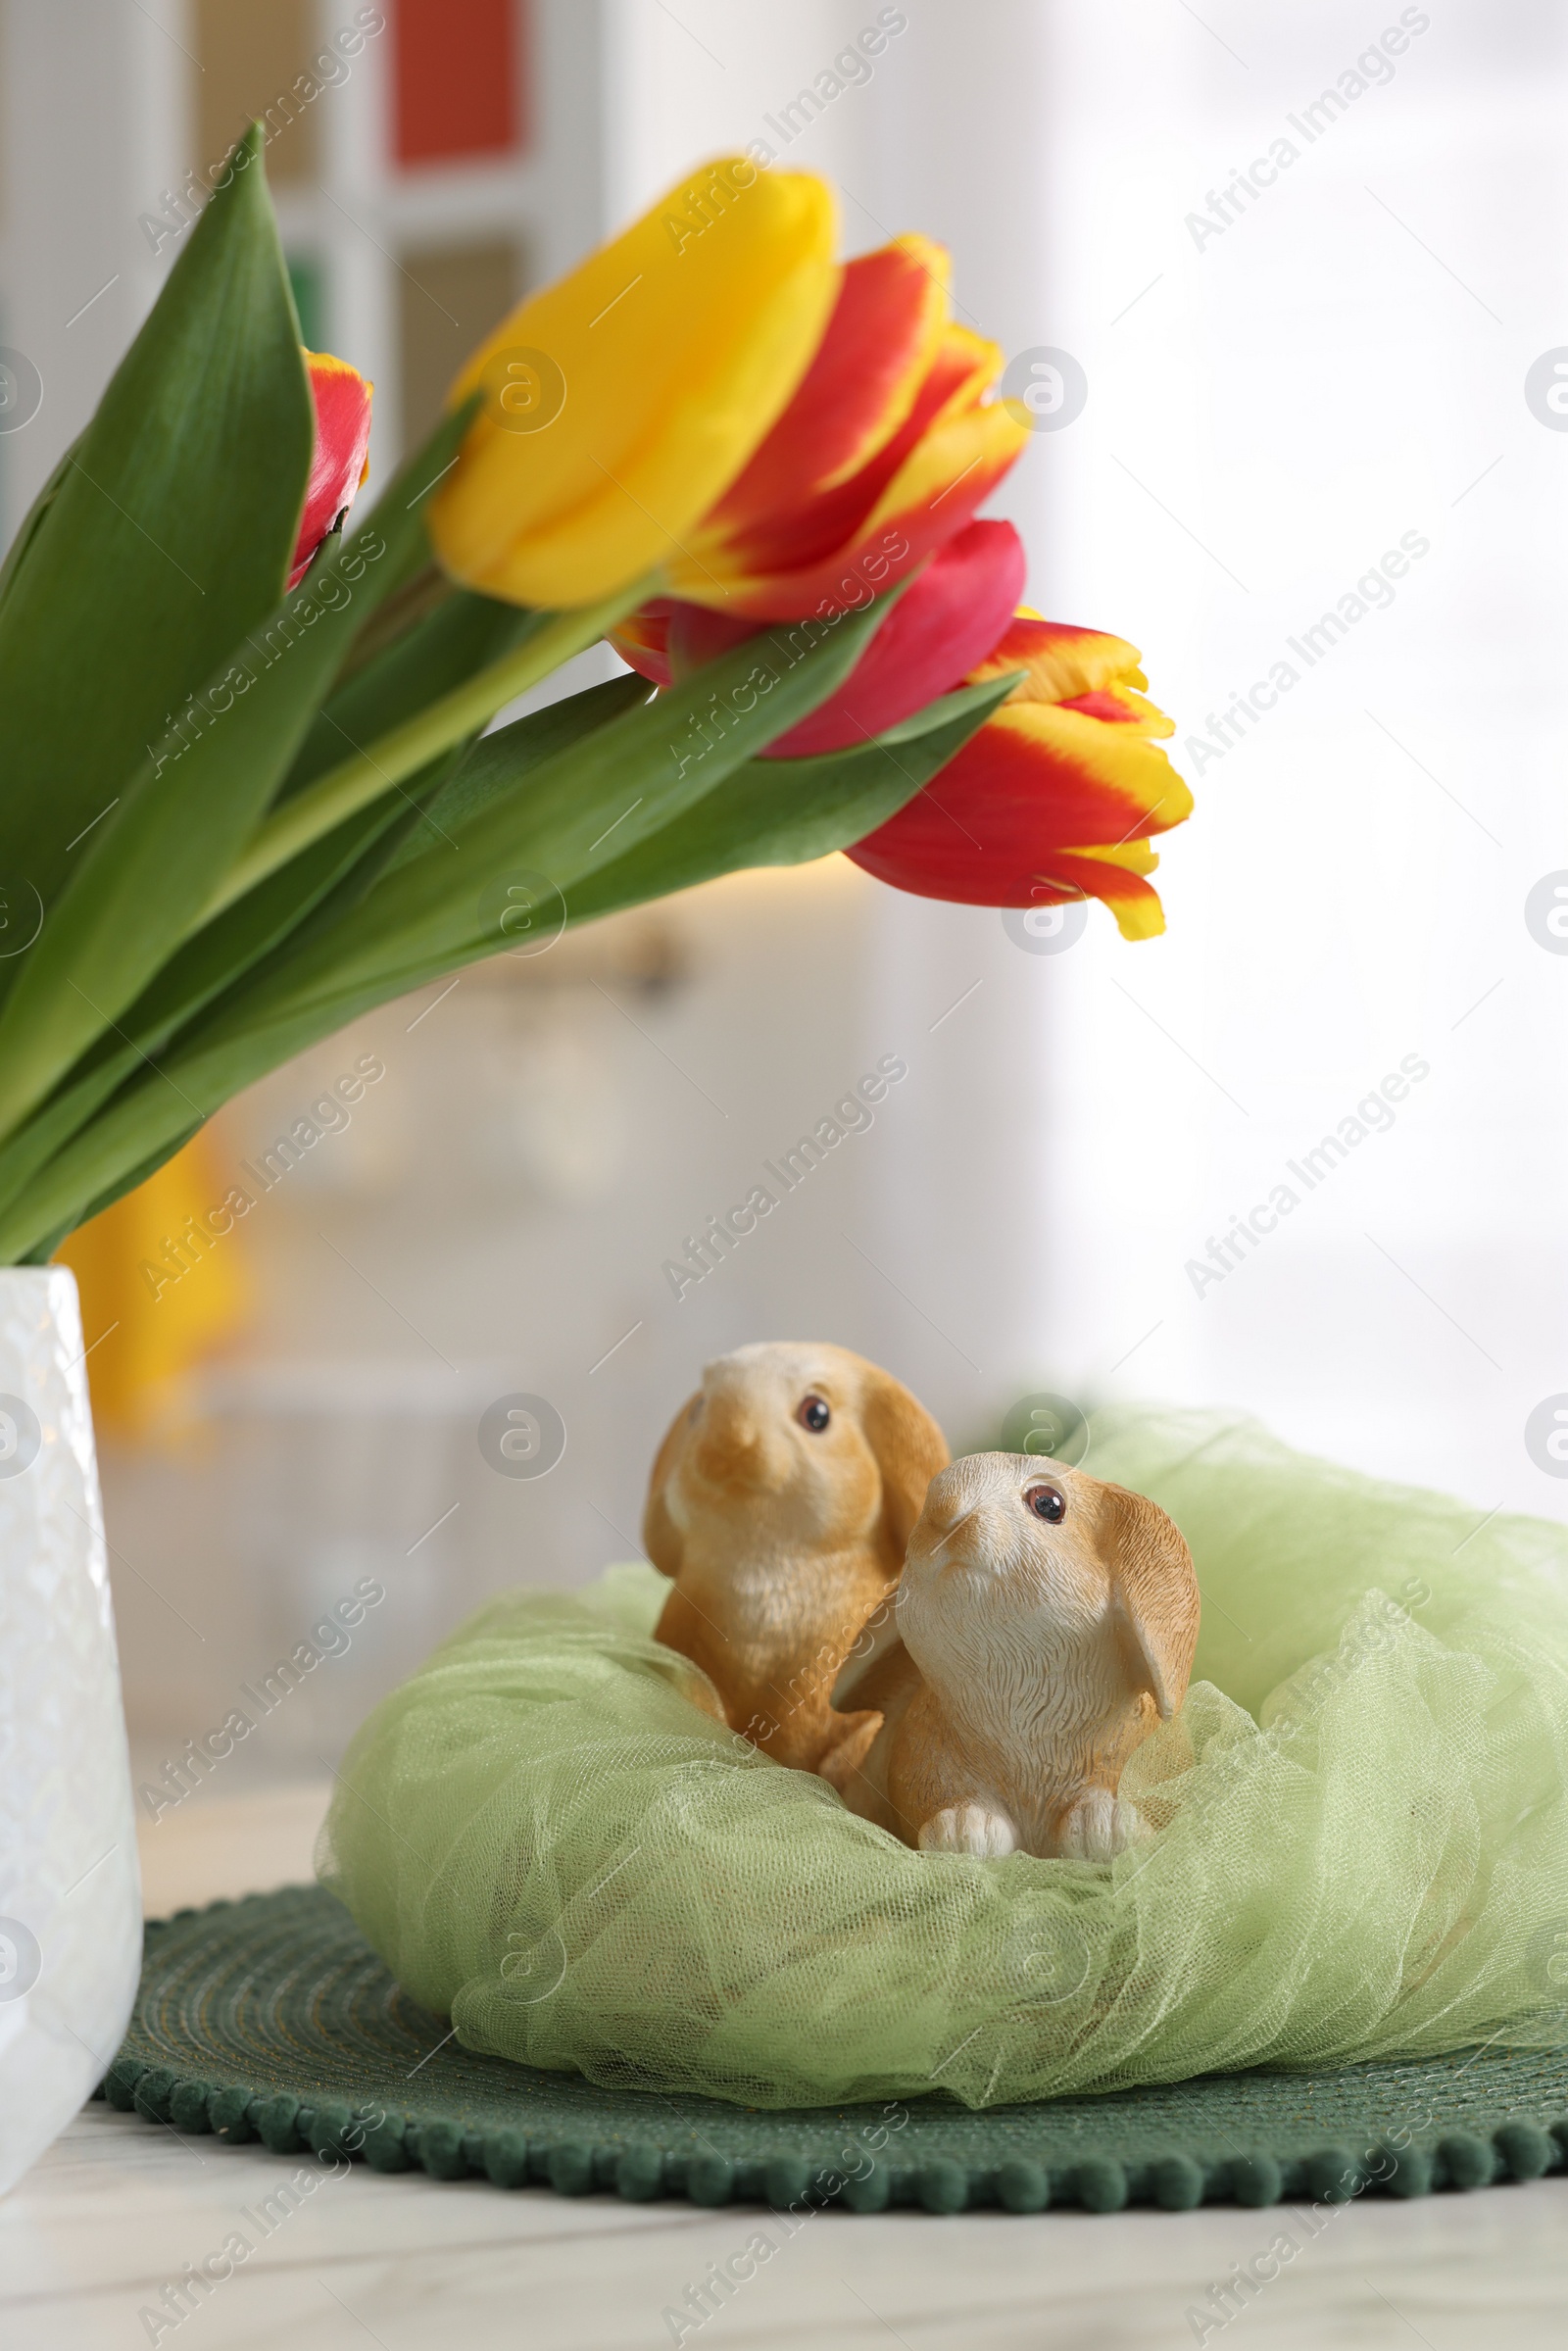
393, 0, 526, 167
398, 239, 522, 448
195, 0, 321, 186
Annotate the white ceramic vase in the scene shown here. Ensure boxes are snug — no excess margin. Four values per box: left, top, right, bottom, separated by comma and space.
0, 1266, 141, 2194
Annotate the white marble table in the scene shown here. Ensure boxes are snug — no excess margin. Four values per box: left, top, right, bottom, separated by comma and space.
4, 1785, 1565, 2351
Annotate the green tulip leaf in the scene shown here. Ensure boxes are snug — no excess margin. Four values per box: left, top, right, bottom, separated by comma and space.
277, 591, 541, 804
0, 757, 458, 1232
0, 661, 1002, 1261
566, 673, 1017, 921
0, 673, 650, 1257
0, 604, 914, 1255
0, 125, 312, 984
264, 583, 910, 1005
0, 397, 471, 1149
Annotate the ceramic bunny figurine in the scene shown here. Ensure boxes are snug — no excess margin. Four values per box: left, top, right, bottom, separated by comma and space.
824, 1450, 1199, 1859
644, 1342, 949, 1773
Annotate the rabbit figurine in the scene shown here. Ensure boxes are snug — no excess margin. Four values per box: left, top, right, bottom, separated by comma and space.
824, 1450, 1199, 1860
644, 1342, 949, 1773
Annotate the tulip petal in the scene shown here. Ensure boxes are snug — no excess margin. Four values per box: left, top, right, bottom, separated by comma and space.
847, 805, 1168, 935
843, 692, 1190, 920
708, 235, 951, 535
612, 520, 1026, 758
975, 616, 1178, 741
970, 614, 1157, 702
609, 601, 675, 689
681, 290, 971, 590
948, 702, 1192, 845
1031, 850, 1167, 940
430, 158, 840, 609
668, 318, 1029, 618
752, 518, 1026, 755
289, 351, 373, 591
1069, 837, 1160, 875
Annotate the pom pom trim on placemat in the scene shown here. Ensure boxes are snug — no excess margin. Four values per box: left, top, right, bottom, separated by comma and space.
91, 1886, 1568, 2215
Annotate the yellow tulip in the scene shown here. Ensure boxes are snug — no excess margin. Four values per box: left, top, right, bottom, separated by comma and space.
429, 158, 840, 609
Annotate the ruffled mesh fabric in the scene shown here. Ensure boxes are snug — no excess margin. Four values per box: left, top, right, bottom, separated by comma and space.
318, 1407, 1568, 2109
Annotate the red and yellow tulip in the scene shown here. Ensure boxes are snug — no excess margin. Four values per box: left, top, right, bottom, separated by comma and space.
661, 235, 1030, 619
427, 170, 1028, 622
846, 615, 1191, 939
426, 155, 1189, 933
289, 351, 373, 589
613, 538, 1191, 936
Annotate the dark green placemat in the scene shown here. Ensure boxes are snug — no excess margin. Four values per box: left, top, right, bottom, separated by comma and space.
98, 1886, 1568, 2214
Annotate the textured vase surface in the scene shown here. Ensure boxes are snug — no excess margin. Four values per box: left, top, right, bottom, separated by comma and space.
0, 1265, 140, 2193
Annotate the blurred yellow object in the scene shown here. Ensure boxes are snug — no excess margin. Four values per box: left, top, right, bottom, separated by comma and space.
55, 1127, 250, 1441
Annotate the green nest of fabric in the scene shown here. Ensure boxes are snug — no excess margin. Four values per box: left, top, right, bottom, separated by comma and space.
318, 1407, 1568, 2111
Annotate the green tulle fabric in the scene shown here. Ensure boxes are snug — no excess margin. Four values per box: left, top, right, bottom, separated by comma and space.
318, 1408, 1568, 2110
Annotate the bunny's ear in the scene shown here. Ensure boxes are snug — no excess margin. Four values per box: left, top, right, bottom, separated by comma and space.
642, 1393, 699, 1577
1102, 1482, 1200, 1719
858, 1368, 950, 1567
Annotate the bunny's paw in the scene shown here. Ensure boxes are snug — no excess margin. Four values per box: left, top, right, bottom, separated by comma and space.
1056, 1788, 1149, 1862
918, 1803, 1018, 1859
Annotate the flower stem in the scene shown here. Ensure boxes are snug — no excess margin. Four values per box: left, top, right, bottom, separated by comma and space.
196, 577, 655, 928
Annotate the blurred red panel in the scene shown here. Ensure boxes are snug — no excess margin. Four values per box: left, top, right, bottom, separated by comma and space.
392, 0, 525, 167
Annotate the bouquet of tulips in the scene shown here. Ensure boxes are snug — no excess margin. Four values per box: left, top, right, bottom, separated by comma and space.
0, 136, 1189, 1266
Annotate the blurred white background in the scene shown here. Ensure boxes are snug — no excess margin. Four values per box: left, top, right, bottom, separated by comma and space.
1, 0, 1563, 1784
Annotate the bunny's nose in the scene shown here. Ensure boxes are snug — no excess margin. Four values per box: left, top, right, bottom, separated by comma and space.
917, 1465, 972, 1532
919, 1487, 987, 1559
698, 1391, 757, 1455
691, 1389, 786, 1493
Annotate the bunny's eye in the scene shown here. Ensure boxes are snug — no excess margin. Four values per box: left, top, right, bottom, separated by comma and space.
1026, 1484, 1066, 1523
798, 1395, 831, 1433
